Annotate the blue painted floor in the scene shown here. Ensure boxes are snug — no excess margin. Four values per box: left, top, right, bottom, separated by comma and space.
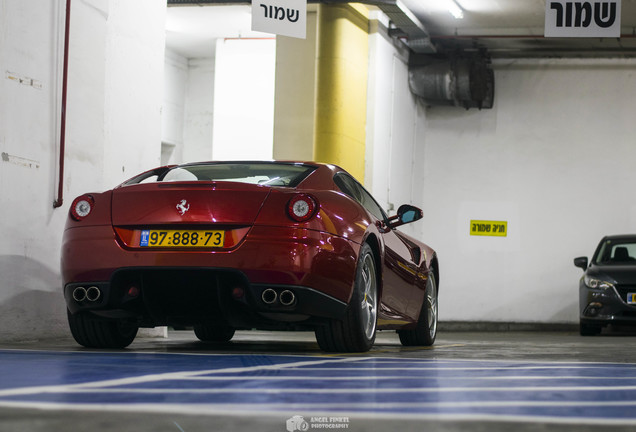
2, 348, 636, 424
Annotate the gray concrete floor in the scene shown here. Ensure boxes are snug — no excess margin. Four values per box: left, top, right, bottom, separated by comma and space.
2, 329, 636, 432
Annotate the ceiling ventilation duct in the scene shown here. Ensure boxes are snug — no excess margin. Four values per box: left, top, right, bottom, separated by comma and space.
409, 55, 494, 109
372, 0, 436, 54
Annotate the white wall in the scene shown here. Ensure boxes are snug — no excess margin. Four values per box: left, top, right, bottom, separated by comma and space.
183, 58, 215, 162
101, 0, 165, 186
273, 8, 317, 162
365, 11, 426, 240
420, 58, 636, 324
213, 38, 276, 160
364, 14, 636, 325
162, 52, 215, 164
162, 49, 188, 163
164, 38, 275, 164
0, 0, 166, 341
0, 0, 67, 339
65, 0, 164, 192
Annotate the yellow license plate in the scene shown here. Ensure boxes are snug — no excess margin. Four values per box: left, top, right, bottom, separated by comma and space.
140, 229, 224, 248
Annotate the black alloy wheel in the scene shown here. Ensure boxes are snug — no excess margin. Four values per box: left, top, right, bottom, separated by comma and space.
398, 272, 438, 346
315, 243, 378, 353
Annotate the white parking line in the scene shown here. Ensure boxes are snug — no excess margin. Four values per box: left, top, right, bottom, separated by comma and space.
0, 355, 369, 396
2, 351, 636, 425
35, 384, 636, 394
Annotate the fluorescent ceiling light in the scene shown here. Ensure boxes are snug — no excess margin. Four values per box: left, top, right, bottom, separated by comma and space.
443, 0, 464, 19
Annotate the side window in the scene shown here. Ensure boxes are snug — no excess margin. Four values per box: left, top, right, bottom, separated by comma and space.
333, 173, 361, 202
334, 173, 386, 221
355, 184, 387, 221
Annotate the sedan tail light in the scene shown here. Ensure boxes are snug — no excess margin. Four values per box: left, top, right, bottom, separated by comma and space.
70, 195, 95, 221
287, 194, 318, 222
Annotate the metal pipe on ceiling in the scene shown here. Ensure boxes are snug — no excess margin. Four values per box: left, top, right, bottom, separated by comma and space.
166, 0, 435, 52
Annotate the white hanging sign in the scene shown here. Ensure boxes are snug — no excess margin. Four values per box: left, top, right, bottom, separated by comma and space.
545, 1, 621, 37
252, 0, 307, 40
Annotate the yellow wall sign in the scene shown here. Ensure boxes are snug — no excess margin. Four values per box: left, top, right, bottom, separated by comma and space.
470, 220, 507, 237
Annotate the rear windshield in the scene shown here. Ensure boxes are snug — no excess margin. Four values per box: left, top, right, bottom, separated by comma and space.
123, 162, 316, 188
594, 239, 636, 265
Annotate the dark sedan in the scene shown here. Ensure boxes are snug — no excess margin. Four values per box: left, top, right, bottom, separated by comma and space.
574, 235, 636, 335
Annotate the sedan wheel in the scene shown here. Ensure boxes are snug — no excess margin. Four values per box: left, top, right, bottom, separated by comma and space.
398, 273, 438, 346
315, 243, 378, 352
579, 320, 602, 336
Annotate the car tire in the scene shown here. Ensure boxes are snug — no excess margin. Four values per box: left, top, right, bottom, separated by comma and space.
398, 273, 438, 346
315, 243, 378, 353
67, 309, 138, 349
193, 323, 235, 342
580, 320, 602, 336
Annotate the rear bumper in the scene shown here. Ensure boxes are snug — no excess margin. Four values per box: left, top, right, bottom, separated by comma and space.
64, 270, 348, 328
62, 225, 357, 327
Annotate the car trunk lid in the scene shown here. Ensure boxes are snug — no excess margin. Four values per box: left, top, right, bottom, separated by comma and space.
111, 182, 271, 249
111, 181, 271, 226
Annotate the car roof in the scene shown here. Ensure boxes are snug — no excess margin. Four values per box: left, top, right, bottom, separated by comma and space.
178, 160, 320, 167
600, 234, 636, 242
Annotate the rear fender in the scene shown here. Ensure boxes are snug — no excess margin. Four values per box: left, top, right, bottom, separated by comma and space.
255, 189, 372, 244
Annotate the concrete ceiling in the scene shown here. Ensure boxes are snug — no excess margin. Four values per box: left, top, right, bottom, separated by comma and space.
165, 5, 269, 58
165, 1, 636, 59
405, 0, 636, 57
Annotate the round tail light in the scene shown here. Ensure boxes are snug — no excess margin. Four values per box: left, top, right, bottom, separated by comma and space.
287, 194, 318, 222
70, 195, 95, 221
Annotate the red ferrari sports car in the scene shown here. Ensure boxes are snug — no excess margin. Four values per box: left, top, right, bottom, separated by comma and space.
62, 161, 439, 352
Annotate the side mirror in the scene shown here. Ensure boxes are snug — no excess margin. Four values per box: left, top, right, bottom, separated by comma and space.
573, 256, 588, 270
398, 204, 422, 224
388, 204, 423, 228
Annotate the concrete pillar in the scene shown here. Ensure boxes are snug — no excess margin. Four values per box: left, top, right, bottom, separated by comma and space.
272, 7, 318, 162
313, 4, 369, 182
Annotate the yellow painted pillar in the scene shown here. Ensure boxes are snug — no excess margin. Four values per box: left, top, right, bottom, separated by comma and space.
313, 4, 369, 183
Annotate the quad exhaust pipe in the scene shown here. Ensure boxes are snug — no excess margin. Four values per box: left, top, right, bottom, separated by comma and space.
86, 286, 101, 302
261, 288, 296, 306
261, 288, 277, 304
72, 287, 87, 302
72, 286, 101, 302
279, 290, 296, 306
